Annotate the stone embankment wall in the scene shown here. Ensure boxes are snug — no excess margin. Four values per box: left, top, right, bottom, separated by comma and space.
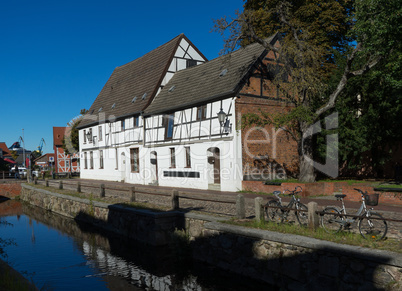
20, 184, 182, 246
20, 184, 402, 290
186, 220, 402, 290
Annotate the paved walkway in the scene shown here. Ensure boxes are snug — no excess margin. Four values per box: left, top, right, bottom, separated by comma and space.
36, 178, 402, 240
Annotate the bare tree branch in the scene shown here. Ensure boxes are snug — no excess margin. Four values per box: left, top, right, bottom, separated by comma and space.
315, 43, 381, 117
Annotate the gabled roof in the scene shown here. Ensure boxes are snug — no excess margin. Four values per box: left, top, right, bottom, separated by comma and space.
53, 127, 66, 147
78, 34, 201, 129
0, 142, 11, 157
34, 153, 55, 163
143, 34, 277, 116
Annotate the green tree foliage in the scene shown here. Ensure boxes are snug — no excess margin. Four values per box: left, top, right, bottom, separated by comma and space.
62, 116, 83, 155
62, 109, 88, 155
336, 50, 402, 177
214, 0, 402, 181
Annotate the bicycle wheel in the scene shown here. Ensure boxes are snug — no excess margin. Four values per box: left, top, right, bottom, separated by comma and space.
321, 207, 342, 234
358, 212, 388, 241
265, 200, 282, 223
295, 203, 308, 227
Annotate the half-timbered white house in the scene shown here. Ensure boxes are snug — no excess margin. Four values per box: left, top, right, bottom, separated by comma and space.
78, 33, 299, 191
77, 34, 208, 184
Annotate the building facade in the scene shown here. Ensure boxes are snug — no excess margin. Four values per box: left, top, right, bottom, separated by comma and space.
78, 34, 298, 191
53, 127, 79, 174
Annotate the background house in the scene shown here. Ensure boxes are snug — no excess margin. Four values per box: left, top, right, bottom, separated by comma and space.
34, 153, 55, 172
53, 127, 79, 174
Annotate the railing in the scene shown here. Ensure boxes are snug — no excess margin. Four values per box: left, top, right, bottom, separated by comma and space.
1, 171, 25, 180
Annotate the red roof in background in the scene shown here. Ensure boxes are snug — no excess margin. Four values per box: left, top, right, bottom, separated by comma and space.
33, 153, 55, 163
0, 142, 11, 156
53, 127, 66, 147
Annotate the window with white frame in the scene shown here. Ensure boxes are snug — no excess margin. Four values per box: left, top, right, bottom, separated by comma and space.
98, 126, 102, 141
90, 151, 93, 169
99, 150, 104, 169
130, 148, 139, 172
185, 146, 191, 168
170, 148, 176, 168
84, 152, 88, 169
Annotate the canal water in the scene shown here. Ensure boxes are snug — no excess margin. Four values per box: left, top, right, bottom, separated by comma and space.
0, 200, 269, 290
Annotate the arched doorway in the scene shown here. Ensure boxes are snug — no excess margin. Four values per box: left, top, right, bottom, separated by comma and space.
150, 151, 158, 186
207, 147, 220, 190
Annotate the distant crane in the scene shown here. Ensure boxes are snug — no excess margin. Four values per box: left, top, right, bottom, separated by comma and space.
34, 138, 46, 157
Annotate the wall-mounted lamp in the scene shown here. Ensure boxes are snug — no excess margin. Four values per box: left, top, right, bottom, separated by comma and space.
86, 130, 92, 143
217, 108, 232, 134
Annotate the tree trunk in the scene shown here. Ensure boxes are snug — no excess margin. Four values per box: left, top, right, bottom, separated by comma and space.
298, 123, 316, 182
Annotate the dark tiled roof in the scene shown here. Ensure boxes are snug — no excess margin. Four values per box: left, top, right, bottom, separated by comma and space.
78, 34, 190, 128
144, 35, 276, 116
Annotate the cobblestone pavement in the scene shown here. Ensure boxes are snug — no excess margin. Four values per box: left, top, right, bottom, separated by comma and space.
34, 178, 402, 240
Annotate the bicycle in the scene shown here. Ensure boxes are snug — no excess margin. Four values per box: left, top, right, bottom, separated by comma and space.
265, 186, 308, 227
320, 188, 388, 240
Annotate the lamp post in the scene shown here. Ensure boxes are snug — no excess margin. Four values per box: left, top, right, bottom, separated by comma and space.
217, 108, 232, 134
22, 129, 25, 167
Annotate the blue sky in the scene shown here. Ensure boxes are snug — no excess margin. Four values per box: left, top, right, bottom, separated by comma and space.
0, 0, 244, 155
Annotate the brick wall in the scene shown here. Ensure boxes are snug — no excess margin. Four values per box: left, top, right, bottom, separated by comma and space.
242, 181, 343, 197
236, 96, 299, 181
342, 185, 402, 205
236, 46, 299, 182
0, 181, 22, 198
242, 180, 402, 205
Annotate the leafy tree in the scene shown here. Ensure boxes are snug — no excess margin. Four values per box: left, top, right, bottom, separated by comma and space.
214, 0, 402, 181
62, 116, 83, 155
62, 109, 88, 155
335, 50, 402, 177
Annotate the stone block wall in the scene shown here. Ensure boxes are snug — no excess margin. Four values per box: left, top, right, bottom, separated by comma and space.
19, 184, 402, 290
20, 184, 183, 246
187, 221, 402, 290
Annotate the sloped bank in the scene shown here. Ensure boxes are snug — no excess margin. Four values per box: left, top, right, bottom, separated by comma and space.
20, 184, 401, 290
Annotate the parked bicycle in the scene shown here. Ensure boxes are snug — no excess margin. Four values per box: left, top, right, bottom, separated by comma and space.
265, 186, 308, 227
320, 188, 388, 240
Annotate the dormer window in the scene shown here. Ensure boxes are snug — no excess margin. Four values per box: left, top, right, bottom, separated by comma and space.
168, 85, 176, 93
132, 96, 137, 103
111, 103, 116, 109
98, 107, 103, 112
186, 59, 197, 68
219, 69, 228, 77
142, 93, 147, 100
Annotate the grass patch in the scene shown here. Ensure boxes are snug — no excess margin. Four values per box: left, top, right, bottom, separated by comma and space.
237, 189, 273, 196
225, 218, 401, 253
317, 179, 370, 185
376, 183, 402, 189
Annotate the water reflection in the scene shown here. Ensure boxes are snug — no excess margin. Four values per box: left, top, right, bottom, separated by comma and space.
0, 200, 268, 290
